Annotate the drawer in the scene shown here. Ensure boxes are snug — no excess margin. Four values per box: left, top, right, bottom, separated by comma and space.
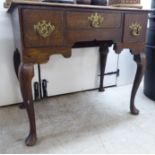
22, 9, 64, 47
123, 13, 148, 43
66, 11, 122, 29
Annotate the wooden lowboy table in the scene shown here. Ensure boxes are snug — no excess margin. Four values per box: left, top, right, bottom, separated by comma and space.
8, 0, 150, 146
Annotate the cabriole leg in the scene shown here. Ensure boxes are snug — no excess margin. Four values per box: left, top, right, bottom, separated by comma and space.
13, 49, 25, 109
130, 53, 146, 115
19, 63, 37, 146
99, 44, 109, 92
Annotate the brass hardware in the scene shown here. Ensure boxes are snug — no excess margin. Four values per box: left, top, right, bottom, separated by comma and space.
88, 12, 104, 28
129, 22, 142, 37
34, 20, 55, 38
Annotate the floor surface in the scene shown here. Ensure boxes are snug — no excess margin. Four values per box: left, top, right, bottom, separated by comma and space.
0, 85, 155, 153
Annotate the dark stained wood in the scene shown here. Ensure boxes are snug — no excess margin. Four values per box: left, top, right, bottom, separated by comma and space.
114, 42, 145, 54
13, 49, 26, 109
66, 11, 122, 29
23, 9, 64, 47
13, 49, 21, 79
19, 63, 37, 146
123, 13, 148, 43
99, 41, 113, 92
9, 1, 150, 146
67, 29, 122, 43
130, 52, 146, 115
23, 47, 72, 64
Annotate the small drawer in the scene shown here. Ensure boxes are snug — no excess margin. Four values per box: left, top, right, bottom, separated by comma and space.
66, 11, 122, 29
22, 9, 64, 47
123, 13, 148, 43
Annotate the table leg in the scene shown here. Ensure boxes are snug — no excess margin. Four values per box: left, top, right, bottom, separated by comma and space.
13, 50, 25, 109
99, 44, 109, 92
130, 53, 146, 115
19, 63, 37, 146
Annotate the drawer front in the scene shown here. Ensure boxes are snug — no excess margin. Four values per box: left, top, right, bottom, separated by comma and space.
66, 11, 122, 29
22, 9, 64, 47
123, 14, 148, 43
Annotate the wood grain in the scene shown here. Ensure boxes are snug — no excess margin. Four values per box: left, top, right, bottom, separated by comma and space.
9, 2, 150, 146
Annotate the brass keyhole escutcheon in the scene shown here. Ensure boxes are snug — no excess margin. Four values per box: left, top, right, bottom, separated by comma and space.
34, 20, 55, 38
88, 12, 104, 28
129, 22, 142, 37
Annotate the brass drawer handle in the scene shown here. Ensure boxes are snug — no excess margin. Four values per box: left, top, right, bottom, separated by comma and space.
88, 12, 104, 28
34, 20, 55, 38
129, 23, 142, 37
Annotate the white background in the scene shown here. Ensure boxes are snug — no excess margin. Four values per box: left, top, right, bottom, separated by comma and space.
0, 0, 151, 106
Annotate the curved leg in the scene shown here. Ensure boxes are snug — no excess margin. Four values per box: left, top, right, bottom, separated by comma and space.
13, 50, 26, 109
19, 63, 37, 146
130, 53, 146, 115
99, 44, 109, 92
13, 49, 21, 79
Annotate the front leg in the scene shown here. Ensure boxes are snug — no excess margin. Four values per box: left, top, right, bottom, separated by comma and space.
130, 53, 146, 115
19, 63, 37, 146
99, 44, 109, 92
